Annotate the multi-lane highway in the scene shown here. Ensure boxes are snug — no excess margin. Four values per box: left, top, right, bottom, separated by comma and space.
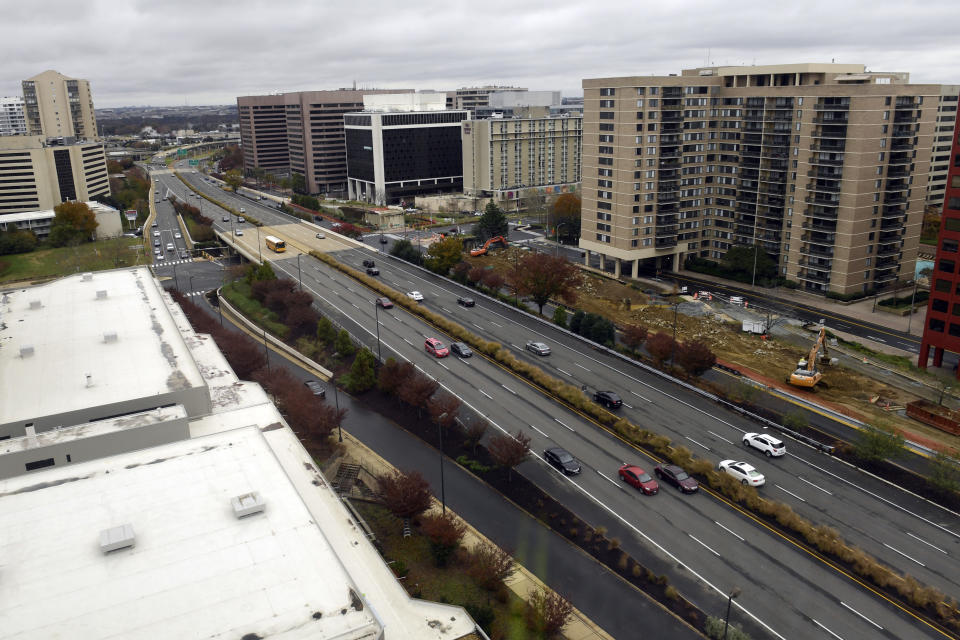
160, 165, 960, 639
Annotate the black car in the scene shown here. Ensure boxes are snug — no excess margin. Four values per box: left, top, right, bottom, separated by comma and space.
303, 380, 326, 398
450, 342, 473, 358
366, 267, 379, 276
594, 390, 623, 409
654, 464, 699, 493
362, 259, 376, 268
457, 296, 475, 307
379, 236, 388, 244
544, 447, 581, 475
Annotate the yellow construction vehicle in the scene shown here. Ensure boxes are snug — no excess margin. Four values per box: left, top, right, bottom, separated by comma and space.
789, 326, 837, 388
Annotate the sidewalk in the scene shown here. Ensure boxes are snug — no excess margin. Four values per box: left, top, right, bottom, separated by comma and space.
336, 432, 616, 640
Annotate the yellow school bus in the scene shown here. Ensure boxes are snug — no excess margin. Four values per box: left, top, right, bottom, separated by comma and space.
265, 235, 286, 253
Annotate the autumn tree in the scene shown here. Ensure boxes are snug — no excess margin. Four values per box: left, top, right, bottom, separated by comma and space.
645, 332, 676, 365
481, 270, 504, 292
377, 470, 433, 519
475, 201, 509, 240
224, 169, 243, 191
49, 201, 99, 246
549, 193, 581, 244
468, 266, 486, 285
676, 340, 716, 376
428, 393, 462, 431
452, 261, 471, 282
467, 541, 516, 591
397, 372, 439, 416
377, 358, 415, 396
420, 512, 467, 567
461, 418, 489, 455
425, 236, 464, 275
621, 325, 648, 353
487, 430, 531, 481
218, 331, 266, 378
513, 253, 581, 314
525, 586, 573, 637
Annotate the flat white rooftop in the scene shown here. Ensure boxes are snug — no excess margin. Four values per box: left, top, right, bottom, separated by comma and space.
0, 267, 207, 431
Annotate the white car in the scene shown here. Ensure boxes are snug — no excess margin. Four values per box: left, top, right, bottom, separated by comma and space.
174, 232, 182, 239
718, 460, 765, 487
743, 433, 785, 457
153, 230, 160, 237
407, 291, 424, 302
235, 229, 244, 236
156, 253, 165, 261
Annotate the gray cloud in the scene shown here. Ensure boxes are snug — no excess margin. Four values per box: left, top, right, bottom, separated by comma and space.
2, 0, 958, 107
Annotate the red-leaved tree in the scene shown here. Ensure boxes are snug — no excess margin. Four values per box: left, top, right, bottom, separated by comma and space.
645, 332, 676, 365
621, 325, 648, 353
420, 512, 467, 567
377, 469, 433, 519
676, 340, 716, 376
514, 253, 581, 314
487, 430, 531, 481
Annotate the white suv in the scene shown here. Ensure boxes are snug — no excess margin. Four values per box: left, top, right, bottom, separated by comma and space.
743, 433, 785, 457
718, 460, 765, 486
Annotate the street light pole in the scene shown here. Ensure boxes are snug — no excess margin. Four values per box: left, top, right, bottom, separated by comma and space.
189, 275, 195, 295
907, 278, 918, 334
670, 301, 680, 365
751, 244, 759, 288
723, 587, 741, 640
296, 253, 302, 291
437, 412, 448, 515
334, 384, 342, 442
556, 222, 568, 257
372, 300, 382, 364
256, 225, 263, 263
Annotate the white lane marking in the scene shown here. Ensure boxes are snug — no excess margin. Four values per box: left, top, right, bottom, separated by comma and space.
631, 390, 653, 402
707, 430, 733, 444
688, 534, 721, 557
402, 338, 413, 346
501, 384, 517, 395
685, 436, 710, 451
490, 321, 503, 328
557, 368, 572, 376
351, 303, 359, 309
480, 390, 493, 400
883, 543, 926, 567
574, 363, 590, 371
866, 335, 888, 344
714, 521, 745, 542
775, 484, 806, 502
438, 362, 449, 370
511, 343, 522, 350
529, 424, 548, 437
473, 323, 484, 330
440, 307, 450, 313
840, 602, 883, 630
597, 471, 620, 487
554, 418, 575, 432
906, 532, 948, 554
812, 619, 845, 640
797, 476, 833, 496
622, 402, 634, 409
394, 315, 403, 322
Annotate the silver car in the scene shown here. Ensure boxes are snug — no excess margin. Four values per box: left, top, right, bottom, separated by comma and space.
525, 341, 550, 356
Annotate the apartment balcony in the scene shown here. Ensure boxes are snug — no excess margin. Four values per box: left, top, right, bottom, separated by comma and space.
659, 169, 680, 179
656, 213, 678, 225
807, 169, 843, 180
805, 208, 839, 221
744, 123, 764, 133
810, 141, 846, 152
891, 127, 915, 138
884, 179, 909, 192
893, 113, 917, 124
772, 100, 795, 109
655, 237, 678, 249
807, 181, 841, 194
800, 244, 834, 258
661, 124, 683, 134
659, 157, 680, 168
876, 256, 899, 269
878, 230, 901, 242
809, 155, 844, 167
659, 149, 681, 158
884, 194, 908, 205
657, 193, 679, 203
880, 217, 904, 230
802, 220, 837, 233
768, 112, 793, 121
887, 153, 912, 165
805, 194, 840, 206
797, 258, 834, 271
882, 204, 906, 216
813, 115, 849, 125
657, 202, 678, 213
761, 150, 789, 160
815, 101, 850, 110
874, 268, 899, 284
764, 135, 791, 147
662, 112, 684, 123
876, 243, 900, 257
799, 269, 831, 283
811, 128, 847, 140
744, 111, 765, 122
660, 134, 682, 144
742, 133, 763, 144
734, 226, 757, 238
886, 166, 910, 178
890, 141, 915, 151
802, 232, 836, 245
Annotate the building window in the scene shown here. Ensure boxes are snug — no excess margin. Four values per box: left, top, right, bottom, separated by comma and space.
953, 302, 960, 316
940, 259, 956, 273
600, 88, 616, 96
935, 279, 951, 293
948, 197, 960, 210
933, 298, 949, 312
943, 239, 959, 253
600, 112, 615, 120
600, 100, 615, 108
929, 318, 945, 332
637, 88, 645, 95
951, 323, 960, 338
25, 457, 55, 471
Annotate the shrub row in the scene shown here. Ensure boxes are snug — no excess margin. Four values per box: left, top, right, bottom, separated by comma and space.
309, 248, 960, 631
173, 172, 263, 227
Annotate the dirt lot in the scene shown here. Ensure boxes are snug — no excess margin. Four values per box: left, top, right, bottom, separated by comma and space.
467, 248, 959, 451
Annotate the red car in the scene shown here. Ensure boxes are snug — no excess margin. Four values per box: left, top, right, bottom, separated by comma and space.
654, 464, 699, 493
618, 464, 659, 495
425, 338, 449, 358
376, 297, 393, 309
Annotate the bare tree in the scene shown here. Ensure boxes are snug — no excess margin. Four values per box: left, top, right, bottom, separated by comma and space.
487, 430, 531, 481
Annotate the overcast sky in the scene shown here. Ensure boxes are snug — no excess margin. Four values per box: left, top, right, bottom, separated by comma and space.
3, 0, 960, 107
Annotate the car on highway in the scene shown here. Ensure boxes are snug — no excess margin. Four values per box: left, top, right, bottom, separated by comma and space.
618, 464, 659, 495
240, 207, 246, 213
315, 232, 326, 239
166, 243, 175, 251
303, 380, 325, 398
235, 229, 244, 236
544, 447, 581, 475
222, 215, 229, 222
180, 251, 189, 259
654, 464, 699, 493
174, 232, 181, 239
153, 230, 160, 237
154, 239, 160, 247
593, 390, 622, 409
718, 460, 765, 486
457, 296, 475, 307
425, 338, 449, 358
156, 253, 165, 261
525, 341, 551, 356
366, 267, 379, 276
379, 236, 388, 244
450, 342, 473, 358
407, 291, 424, 302
151, 222, 158, 228
375, 297, 393, 309
362, 259, 375, 268
696, 290, 712, 300
743, 432, 786, 457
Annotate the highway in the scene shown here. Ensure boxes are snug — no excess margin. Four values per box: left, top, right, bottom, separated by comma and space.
161, 164, 960, 638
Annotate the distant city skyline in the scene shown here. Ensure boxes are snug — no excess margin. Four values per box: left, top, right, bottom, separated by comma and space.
4, 0, 960, 107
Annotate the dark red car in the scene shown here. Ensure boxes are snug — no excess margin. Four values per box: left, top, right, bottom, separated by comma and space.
376, 297, 393, 309
654, 464, 699, 493
618, 464, 659, 495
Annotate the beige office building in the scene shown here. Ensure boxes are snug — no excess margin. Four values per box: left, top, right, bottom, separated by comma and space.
22, 70, 98, 140
462, 114, 582, 206
0, 136, 110, 214
581, 63, 953, 295
238, 89, 407, 196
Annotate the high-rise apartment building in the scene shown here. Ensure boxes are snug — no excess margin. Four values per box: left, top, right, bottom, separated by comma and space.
926, 95, 959, 207
919, 106, 960, 375
581, 63, 949, 295
0, 136, 110, 214
446, 86, 529, 112
21, 70, 98, 140
0, 96, 27, 136
237, 89, 407, 197
462, 113, 582, 206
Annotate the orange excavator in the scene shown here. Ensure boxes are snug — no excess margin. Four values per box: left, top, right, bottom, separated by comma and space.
789, 326, 837, 388
470, 235, 507, 257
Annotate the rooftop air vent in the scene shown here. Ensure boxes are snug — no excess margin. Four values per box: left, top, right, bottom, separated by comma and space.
99, 523, 136, 553
103, 331, 118, 343
29, 300, 41, 309
82, 272, 93, 281
19, 345, 34, 358
96, 290, 108, 300
231, 492, 266, 518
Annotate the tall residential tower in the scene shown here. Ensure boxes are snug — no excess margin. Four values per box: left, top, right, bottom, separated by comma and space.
21, 70, 98, 140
